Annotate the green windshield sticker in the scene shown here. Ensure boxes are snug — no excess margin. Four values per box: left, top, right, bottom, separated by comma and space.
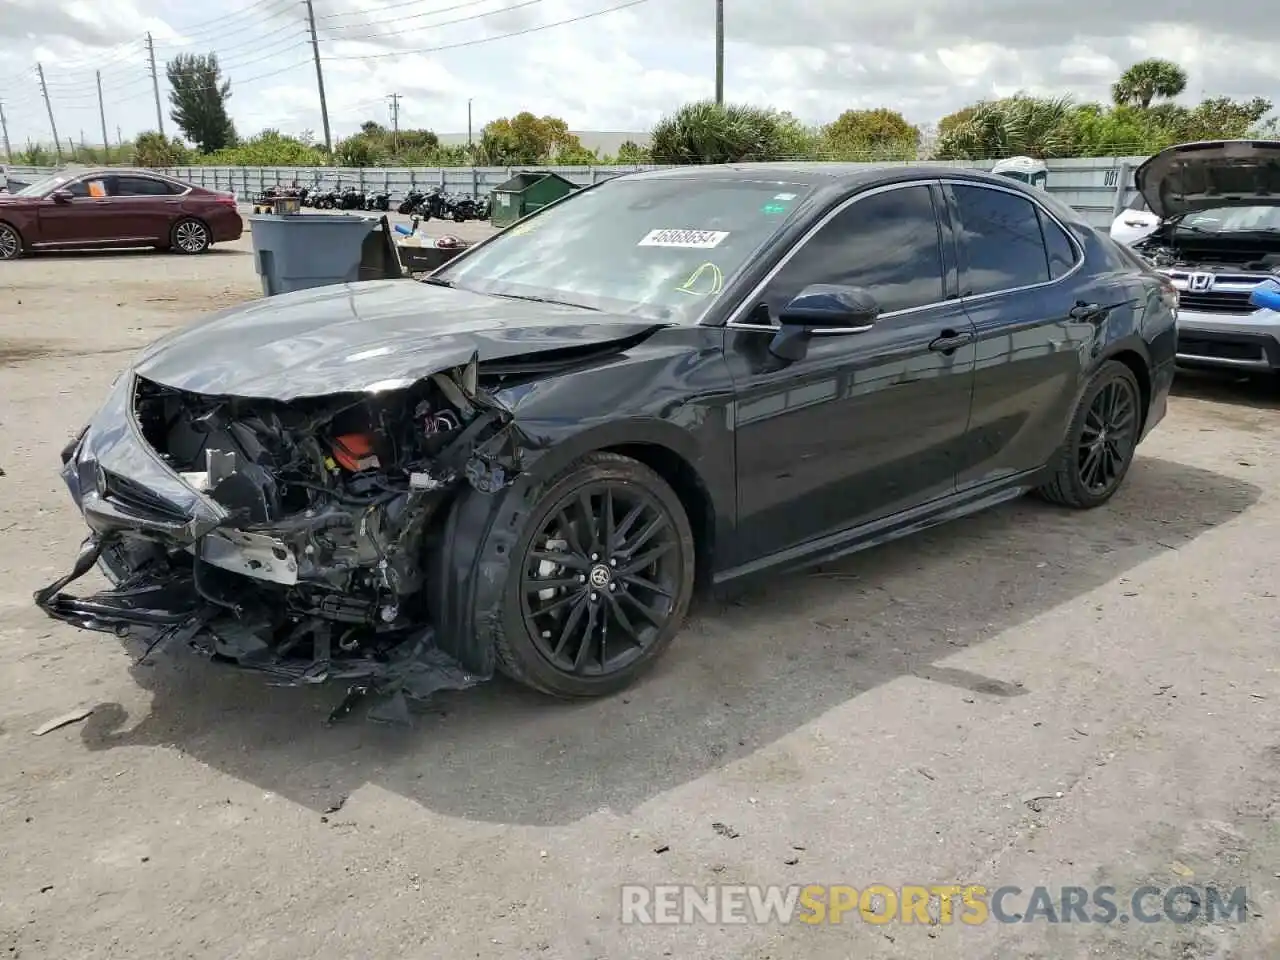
761, 202, 788, 214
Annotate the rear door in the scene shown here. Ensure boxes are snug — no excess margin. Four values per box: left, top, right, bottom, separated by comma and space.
944, 181, 1097, 490
105, 174, 186, 242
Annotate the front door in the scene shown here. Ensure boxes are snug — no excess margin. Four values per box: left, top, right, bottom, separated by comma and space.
36, 175, 116, 245
721, 182, 977, 567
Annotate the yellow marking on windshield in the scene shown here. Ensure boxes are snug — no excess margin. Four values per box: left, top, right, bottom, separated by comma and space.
677, 262, 724, 297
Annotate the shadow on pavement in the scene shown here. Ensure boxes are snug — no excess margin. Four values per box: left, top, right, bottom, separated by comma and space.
1172, 369, 1280, 411
79, 455, 1259, 826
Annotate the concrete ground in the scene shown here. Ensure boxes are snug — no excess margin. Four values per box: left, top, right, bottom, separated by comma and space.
0, 231, 1278, 960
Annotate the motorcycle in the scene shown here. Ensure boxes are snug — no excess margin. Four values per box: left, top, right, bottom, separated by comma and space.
397, 190, 426, 215
339, 188, 366, 210
364, 191, 391, 212
449, 196, 479, 221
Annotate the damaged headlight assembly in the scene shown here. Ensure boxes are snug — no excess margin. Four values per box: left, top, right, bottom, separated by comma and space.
34, 353, 529, 724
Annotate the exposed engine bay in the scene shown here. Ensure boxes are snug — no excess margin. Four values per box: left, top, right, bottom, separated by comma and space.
34, 357, 528, 722
1132, 229, 1280, 273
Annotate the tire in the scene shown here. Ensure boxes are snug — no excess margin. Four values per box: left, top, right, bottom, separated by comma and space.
171, 218, 211, 255
1036, 360, 1143, 509
488, 451, 696, 699
0, 222, 23, 260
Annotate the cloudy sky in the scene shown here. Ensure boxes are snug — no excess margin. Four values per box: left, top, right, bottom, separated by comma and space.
1, 0, 1278, 149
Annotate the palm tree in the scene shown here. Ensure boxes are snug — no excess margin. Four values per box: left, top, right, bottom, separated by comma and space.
1111, 59, 1188, 110
934, 94, 1076, 160
649, 100, 793, 164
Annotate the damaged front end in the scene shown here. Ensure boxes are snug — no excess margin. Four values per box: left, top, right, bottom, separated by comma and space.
35, 355, 523, 712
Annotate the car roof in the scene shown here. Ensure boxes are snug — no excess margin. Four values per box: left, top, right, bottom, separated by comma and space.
614, 161, 1089, 228
616, 162, 1026, 191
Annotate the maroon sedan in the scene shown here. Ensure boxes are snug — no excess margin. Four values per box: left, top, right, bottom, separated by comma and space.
0, 168, 242, 260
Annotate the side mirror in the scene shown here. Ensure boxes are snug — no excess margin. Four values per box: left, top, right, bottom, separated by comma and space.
50, 190, 73, 203
769, 284, 879, 361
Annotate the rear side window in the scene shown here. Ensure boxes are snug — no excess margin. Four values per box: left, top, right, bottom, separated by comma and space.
114, 176, 181, 196
1037, 209, 1079, 279
953, 185, 1050, 295
765, 184, 945, 316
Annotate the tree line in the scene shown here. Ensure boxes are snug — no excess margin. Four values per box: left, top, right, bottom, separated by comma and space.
9, 56, 1276, 168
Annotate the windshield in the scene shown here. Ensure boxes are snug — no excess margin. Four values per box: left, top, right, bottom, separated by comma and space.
13, 173, 74, 197
435, 177, 816, 323
1176, 205, 1280, 234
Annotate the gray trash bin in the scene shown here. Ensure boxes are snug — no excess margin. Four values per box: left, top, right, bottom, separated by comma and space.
249, 213, 400, 296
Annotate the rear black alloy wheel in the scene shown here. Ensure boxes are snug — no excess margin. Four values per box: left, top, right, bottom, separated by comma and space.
171, 218, 210, 254
496, 453, 695, 698
0, 223, 22, 260
1078, 378, 1137, 494
1036, 360, 1142, 508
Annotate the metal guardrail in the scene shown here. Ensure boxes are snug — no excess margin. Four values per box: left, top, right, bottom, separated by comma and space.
4, 157, 1146, 228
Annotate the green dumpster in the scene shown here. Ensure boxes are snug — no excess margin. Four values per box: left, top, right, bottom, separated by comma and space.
489, 171, 579, 228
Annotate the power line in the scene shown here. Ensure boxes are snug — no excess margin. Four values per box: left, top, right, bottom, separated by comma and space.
318, 0, 500, 21
326, 0, 650, 59
322, 0, 546, 33
324, 0, 553, 40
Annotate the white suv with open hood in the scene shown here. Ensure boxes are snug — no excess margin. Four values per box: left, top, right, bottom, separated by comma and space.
1129, 139, 1280, 374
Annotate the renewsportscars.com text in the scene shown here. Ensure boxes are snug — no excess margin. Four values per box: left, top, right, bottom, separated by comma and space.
620, 884, 1249, 925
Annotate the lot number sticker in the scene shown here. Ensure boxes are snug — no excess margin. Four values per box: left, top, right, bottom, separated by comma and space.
638, 228, 729, 249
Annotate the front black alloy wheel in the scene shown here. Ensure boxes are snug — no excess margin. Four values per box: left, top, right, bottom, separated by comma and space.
494, 452, 696, 698
1037, 360, 1142, 508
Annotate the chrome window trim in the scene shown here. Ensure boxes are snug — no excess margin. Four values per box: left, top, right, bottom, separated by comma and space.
722, 178, 1090, 332
938, 178, 1086, 301
723, 180, 950, 331
44, 172, 192, 200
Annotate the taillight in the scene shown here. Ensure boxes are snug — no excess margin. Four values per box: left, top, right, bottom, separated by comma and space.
215, 192, 237, 207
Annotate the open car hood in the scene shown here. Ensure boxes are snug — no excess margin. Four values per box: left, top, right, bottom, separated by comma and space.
131, 279, 667, 400
1135, 140, 1280, 220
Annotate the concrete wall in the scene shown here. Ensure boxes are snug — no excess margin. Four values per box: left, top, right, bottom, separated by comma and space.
4, 156, 1146, 229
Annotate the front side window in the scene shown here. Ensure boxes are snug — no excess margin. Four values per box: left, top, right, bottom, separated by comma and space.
759, 184, 945, 319
435, 177, 817, 324
953, 185, 1051, 295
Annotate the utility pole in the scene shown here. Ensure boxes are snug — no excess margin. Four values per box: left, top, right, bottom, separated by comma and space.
304, 0, 332, 153
36, 64, 62, 162
388, 92, 400, 153
117, 125, 123, 146
0, 99, 11, 163
714, 0, 724, 104
467, 98, 473, 150
145, 32, 164, 134
96, 70, 110, 153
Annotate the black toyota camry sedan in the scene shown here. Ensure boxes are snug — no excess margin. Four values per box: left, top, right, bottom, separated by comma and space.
37, 163, 1177, 706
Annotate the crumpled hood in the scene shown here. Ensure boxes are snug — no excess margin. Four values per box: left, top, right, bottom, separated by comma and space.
1135, 139, 1280, 220
131, 279, 666, 400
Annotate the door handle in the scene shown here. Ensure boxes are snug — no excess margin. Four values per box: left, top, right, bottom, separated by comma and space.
928, 329, 973, 353
1069, 301, 1102, 320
